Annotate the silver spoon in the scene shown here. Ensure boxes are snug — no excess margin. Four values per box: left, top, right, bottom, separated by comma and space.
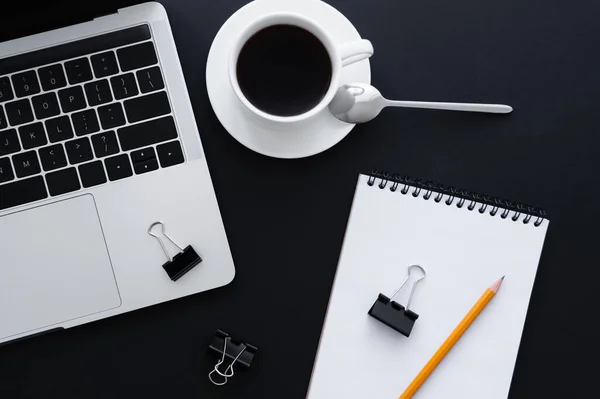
329, 83, 513, 123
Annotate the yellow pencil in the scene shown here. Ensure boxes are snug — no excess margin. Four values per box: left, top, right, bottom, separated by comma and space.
399, 276, 505, 399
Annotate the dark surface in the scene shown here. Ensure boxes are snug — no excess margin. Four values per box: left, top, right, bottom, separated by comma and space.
0, 0, 598, 398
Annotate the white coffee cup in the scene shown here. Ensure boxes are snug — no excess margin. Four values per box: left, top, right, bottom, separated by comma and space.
229, 12, 373, 124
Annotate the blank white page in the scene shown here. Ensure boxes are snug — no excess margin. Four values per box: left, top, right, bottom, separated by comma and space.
307, 174, 548, 399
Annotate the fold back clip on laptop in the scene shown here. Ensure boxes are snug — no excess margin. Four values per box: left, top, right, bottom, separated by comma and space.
148, 221, 202, 281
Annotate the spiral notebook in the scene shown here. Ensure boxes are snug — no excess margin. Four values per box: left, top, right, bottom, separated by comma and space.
307, 172, 549, 399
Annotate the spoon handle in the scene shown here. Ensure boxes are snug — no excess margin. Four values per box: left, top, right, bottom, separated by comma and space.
384, 100, 513, 114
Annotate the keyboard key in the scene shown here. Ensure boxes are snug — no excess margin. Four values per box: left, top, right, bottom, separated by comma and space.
131, 147, 158, 175
46, 167, 80, 196
91, 51, 119, 78
45, 116, 74, 143
91, 131, 119, 158
0, 176, 47, 211
117, 42, 157, 72
110, 73, 138, 100
39, 144, 68, 171
71, 109, 100, 136
65, 137, 93, 165
0, 157, 14, 183
58, 86, 87, 113
136, 66, 164, 93
98, 102, 126, 129
0, 26, 151, 76
124, 91, 170, 123
12, 150, 41, 178
79, 161, 107, 188
130, 147, 155, 163
105, 154, 132, 181
19, 122, 47, 149
11, 70, 41, 98
0, 129, 20, 155
118, 116, 177, 151
2, 26, 152, 77
31, 92, 60, 120
65, 57, 93, 84
0, 77, 14, 103
84, 79, 112, 106
157, 141, 184, 168
38, 64, 67, 91
133, 157, 159, 175
5, 99, 34, 125
0, 106, 7, 130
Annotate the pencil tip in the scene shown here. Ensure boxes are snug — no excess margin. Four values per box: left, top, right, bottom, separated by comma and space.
490, 276, 505, 293
501, 275, 505, 280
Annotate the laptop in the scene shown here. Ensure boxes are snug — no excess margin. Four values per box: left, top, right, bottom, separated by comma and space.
0, 1, 235, 345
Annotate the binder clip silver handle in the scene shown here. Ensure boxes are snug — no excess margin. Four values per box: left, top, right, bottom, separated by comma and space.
389, 264, 426, 311
209, 337, 247, 386
148, 221, 184, 262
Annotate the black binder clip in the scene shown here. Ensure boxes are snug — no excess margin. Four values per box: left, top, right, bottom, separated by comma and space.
368, 264, 426, 337
148, 221, 202, 281
208, 330, 257, 386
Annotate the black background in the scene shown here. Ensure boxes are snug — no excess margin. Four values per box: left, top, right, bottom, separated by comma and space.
1, 0, 599, 398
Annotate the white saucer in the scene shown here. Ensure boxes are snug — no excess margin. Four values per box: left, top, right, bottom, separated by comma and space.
206, 0, 371, 159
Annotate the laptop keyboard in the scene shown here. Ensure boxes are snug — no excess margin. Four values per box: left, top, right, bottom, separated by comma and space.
0, 25, 185, 211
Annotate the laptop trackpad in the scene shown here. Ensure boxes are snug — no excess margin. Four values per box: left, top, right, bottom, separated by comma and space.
0, 194, 121, 340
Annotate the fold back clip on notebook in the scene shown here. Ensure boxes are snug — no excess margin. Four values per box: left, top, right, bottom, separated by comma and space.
368, 264, 426, 337
208, 330, 257, 386
148, 221, 202, 282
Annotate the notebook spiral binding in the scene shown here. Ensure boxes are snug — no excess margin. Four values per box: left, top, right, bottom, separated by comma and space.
367, 170, 547, 227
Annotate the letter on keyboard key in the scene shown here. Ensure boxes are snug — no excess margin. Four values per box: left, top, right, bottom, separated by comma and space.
124, 91, 170, 123
0, 175, 48, 210
58, 86, 87, 113
5, 99, 34, 126
117, 42, 157, 72
0, 157, 15, 183
32, 92, 60, 120
45, 116, 74, 143
18, 122, 47, 149
0, 129, 21, 156
118, 116, 177, 151
12, 150, 41, 178
45, 167, 81, 196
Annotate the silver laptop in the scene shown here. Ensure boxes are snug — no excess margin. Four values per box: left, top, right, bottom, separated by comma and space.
0, 2, 235, 345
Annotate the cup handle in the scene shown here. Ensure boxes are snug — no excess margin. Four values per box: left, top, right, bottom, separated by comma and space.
339, 39, 374, 67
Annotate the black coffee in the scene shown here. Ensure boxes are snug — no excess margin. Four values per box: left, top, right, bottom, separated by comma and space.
236, 24, 332, 117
